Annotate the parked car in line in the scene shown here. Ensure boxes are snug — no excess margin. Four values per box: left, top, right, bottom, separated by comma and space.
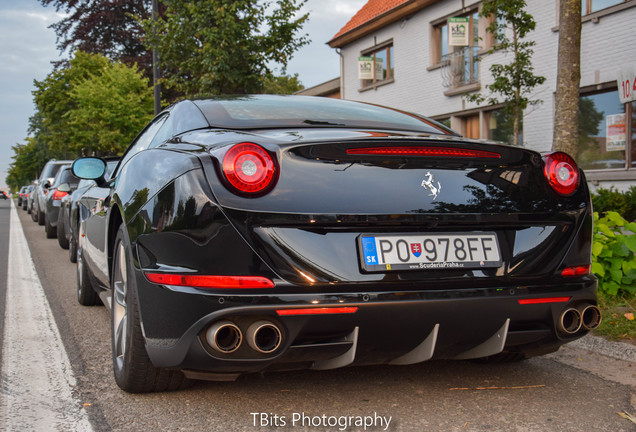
22, 185, 34, 210
0, 190, 7, 200
32, 159, 73, 225
17, 186, 27, 206
43, 165, 79, 238
58, 157, 120, 261
72, 95, 598, 393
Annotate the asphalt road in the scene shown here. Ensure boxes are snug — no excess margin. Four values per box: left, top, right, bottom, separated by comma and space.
1, 197, 636, 432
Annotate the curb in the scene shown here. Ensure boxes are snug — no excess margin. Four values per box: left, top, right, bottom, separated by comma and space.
568, 334, 636, 363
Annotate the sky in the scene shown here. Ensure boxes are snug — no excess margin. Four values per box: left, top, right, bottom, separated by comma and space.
0, 0, 366, 190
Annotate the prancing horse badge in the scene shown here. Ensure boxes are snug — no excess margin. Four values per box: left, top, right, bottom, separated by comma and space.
421, 172, 441, 200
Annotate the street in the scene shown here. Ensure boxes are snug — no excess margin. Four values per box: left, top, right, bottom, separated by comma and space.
1, 197, 635, 432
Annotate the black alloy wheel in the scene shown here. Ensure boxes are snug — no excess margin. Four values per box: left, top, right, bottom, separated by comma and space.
111, 224, 191, 393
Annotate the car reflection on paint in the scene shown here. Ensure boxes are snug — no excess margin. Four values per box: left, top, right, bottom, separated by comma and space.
72, 95, 598, 393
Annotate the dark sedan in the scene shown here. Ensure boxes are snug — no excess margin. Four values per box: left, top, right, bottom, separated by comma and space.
72, 95, 598, 393
43, 165, 79, 238
58, 157, 120, 261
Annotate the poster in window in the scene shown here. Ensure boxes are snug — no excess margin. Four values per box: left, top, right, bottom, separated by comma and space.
374, 57, 384, 80
606, 113, 626, 151
449, 17, 469, 46
358, 57, 373, 80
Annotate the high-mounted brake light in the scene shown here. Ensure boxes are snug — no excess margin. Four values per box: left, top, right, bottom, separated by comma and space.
145, 273, 275, 289
346, 146, 501, 158
543, 152, 580, 196
222, 143, 277, 196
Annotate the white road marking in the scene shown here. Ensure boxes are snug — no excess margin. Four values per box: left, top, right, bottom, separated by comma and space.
0, 200, 94, 431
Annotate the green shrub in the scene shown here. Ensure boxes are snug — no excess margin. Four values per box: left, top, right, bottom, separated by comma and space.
591, 211, 636, 297
591, 187, 636, 222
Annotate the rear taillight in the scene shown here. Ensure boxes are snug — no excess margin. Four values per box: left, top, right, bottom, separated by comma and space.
222, 143, 277, 196
145, 273, 275, 289
346, 146, 501, 158
543, 152, 580, 196
52, 189, 68, 200
561, 265, 591, 277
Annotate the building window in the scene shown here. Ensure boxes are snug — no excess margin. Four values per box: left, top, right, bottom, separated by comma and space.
487, 109, 519, 146
581, 0, 624, 15
360, 41, 394, 89
434, 10, 480, 90
578, 88, 635, 171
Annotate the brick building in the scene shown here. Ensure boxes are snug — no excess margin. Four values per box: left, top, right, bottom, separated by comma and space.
327, 0, 636, 190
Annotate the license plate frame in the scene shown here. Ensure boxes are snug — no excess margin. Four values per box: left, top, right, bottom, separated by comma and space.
358, 232, 502, 272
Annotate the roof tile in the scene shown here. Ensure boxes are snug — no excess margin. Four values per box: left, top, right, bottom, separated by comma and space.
331, 0, 410, 41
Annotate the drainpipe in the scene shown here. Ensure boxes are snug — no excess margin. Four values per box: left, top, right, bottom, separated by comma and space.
336, 48, 344, 99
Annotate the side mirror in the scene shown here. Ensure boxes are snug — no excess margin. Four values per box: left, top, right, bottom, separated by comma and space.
72, 158, 108, 187
58, 183, 71, 193
43, 180, 52, 189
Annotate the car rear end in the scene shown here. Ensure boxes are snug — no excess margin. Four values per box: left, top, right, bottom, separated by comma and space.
133, 133, 596, 377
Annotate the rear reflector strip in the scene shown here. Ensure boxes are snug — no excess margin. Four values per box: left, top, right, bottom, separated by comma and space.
561, 265, 591, 277
518, 297, 571, 305
144, 273, 274, 289
346, 146, 501, 158
276, 307, 359, 316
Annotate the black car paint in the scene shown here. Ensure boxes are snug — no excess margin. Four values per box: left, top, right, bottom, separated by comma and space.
75, 97, 597, 385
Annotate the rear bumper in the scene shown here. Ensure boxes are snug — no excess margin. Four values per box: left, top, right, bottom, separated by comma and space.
135, 270, 597, 375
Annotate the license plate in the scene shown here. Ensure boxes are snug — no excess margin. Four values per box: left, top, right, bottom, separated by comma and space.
358, 233, 501, 272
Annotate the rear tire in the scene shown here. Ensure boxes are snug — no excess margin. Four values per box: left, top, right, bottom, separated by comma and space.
69, 234, 78, 263
38, 205, 45, 226
45, 213, 57, 238
111, 225, 191, 393
57, 212, 69, 249
77, 243, 100, 306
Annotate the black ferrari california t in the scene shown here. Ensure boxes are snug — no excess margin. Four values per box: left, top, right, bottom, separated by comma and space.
72, 95, 599, 393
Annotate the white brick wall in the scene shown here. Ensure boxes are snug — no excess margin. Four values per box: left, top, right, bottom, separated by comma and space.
339, 0, 636, 163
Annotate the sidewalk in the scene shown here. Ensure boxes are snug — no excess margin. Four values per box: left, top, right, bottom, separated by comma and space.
547, 334, 636, 389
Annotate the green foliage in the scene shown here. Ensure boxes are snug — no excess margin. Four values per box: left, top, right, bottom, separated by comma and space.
66, 60, 154, 155
262, 73, 304, 94
139, 0, 309, 97
33, 51, 153, 157
6, 138, 55, 190
591, 187, 636, 223
7, 51, 153, 188
466, 0, 546, 146
592, 212, 636, 297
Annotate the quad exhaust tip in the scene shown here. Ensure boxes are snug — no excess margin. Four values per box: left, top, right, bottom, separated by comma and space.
206, 321, 242, 353
246, 320, 282, 354
559, 308, 582, 335
580, 305, 602, 330
558, 304, 602, 335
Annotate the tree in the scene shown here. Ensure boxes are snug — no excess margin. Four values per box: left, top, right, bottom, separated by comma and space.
552, 0, 582, 158
31, 51, 153, 157
467, 0, 546, 146
140, 0, 310, 97
6, 138, 55, 190
262, 73, 304, 94
39, 0, 153, 77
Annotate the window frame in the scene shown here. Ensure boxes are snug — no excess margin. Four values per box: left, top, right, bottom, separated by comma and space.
581, 0, 625, 15
431, 8, 482, 93
577, 84, 635, 178
358, 39, 394, 91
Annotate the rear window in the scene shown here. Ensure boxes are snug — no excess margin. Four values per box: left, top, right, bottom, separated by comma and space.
57, 168, 80, 186
192, 95, 455, 135
40, 161, 70, 181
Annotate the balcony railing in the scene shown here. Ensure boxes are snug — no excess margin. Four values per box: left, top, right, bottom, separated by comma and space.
440, 46, 480, 89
